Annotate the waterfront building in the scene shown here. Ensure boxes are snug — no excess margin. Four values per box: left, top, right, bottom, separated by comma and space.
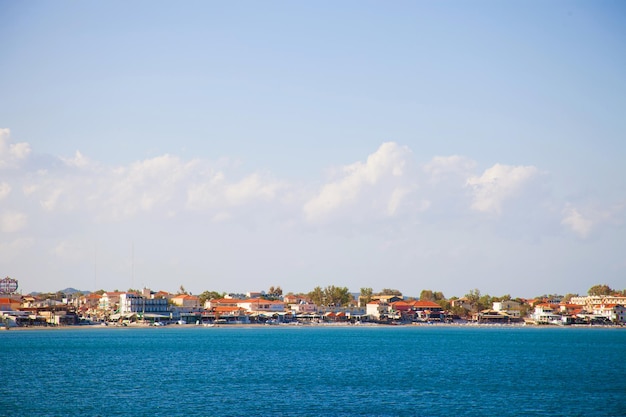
592, 304, 626, 324
366, 300, 389, 320
532, 303, 562, 324
237, 298, 285, 313
450, 297, 472, 310
493, 300, 521, 318
99, 292, 123, 312
171, 294, 201, 310
570, 295, 626, 311
119, 293, 169, 315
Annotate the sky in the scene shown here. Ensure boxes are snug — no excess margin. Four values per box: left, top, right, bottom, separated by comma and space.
1, 1, 625, 298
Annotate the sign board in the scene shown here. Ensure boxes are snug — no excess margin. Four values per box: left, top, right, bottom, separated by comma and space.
0, 276, 18, 294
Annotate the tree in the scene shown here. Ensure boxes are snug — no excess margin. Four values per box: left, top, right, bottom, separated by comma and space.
420, 289, 445, 301
465, 289, 491, 312
588, 284, 613, 296
378, 288, 402, 296
324, 285, 352, 306
308, 286, 324, 306
420, 290, 434, 301
268, 286, 283, 296
360, 287, 373, 304
561, 293, 578, 303
178, 285, 187, 295
466, 289, 481, 304
308, 285, 352, 306
198, 290, 224, 305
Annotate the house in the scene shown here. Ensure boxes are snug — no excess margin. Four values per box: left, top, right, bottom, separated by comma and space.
289, 302, 317, 314
0, 297, 22, 311
390, 301, 414, 321
570, 295, 626, 311
407, 300, 444, 321
119, 293, 169, 315
532, 304, 562, 324
592, 304, 626, 324
473, 309, 513, 323
493, 300, 521, 318
171, 294, 201, 309
451, 297, 472, 310
237, 298, 285, 313
80, 293, 102, 309
366, 300, 390, 320
372, 294, 403, 303
99, 292, 123, 311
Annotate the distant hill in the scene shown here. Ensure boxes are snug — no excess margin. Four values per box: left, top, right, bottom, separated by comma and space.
60, 288, 91, 295
28, 288, 91, 296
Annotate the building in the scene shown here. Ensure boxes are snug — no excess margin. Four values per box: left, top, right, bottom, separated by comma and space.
366, 300, 390, 320
570, 295, 626, 311
592, 304, 626, 324
532, 304, 562, 324
99, 292, 124, 312
171, 294, 201, 310
493, 300, 521, 318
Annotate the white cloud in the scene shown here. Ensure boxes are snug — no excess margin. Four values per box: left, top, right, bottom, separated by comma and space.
61, 150, 91, 168
561, 206, 593, 238
466, 163, 539, 214
0, 210, 27, 233
423, 155, 476, 183
187, 171, 285, 216
303, 142, 416, 222
0, 182, 11, 199
102, 154, 197, 219
0, 128, 31, 168
561, 202, 625, 239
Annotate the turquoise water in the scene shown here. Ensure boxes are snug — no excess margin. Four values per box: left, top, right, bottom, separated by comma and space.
1, 326, 625, 416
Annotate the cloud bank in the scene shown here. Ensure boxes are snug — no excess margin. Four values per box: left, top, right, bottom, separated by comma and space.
0, 128, 620, 240
1, 128, 623, 295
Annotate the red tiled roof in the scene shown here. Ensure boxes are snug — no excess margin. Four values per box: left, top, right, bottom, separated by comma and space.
409, 300, 441, 308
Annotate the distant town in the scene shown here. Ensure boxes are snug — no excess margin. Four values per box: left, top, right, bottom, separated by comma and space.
1, 276, 625, 328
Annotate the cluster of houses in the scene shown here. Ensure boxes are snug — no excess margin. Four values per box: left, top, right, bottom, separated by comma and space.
2, 286, 626, 328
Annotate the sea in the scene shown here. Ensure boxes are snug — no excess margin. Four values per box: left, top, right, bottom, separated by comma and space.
1, 325, 625, 417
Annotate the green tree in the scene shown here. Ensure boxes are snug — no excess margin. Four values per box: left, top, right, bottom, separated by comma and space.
466, 289, 481, 305
420, 289, 434, 301
588, 284, 613, 296
465, 289, 491, 312
360, 287, 373, 304
561, 293, 578, 303
420, 289, 445, 302
268, 286, 283, 297
308, 286, 352, 306
198, 290, 224, 305
308, 286, 324, 306
378, 288, 402, 296
324, 285, 352, 306
478, 294, 492, 311
178, 285, 187, 295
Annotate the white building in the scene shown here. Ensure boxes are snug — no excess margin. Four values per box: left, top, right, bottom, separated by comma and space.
119, 293, 169, 315
366, 300, 389, 320
493, 300, 521, 318
532, 304, 562, 324
592, 304, 626, 324
237, 298, 285, 313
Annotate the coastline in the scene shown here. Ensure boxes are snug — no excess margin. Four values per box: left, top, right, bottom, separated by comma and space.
3, 321, 624, 332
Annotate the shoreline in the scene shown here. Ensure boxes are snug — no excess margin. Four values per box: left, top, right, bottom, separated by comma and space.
3, 321, 624, 332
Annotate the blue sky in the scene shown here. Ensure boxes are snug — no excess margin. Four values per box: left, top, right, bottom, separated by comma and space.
1, 1, 625, 297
